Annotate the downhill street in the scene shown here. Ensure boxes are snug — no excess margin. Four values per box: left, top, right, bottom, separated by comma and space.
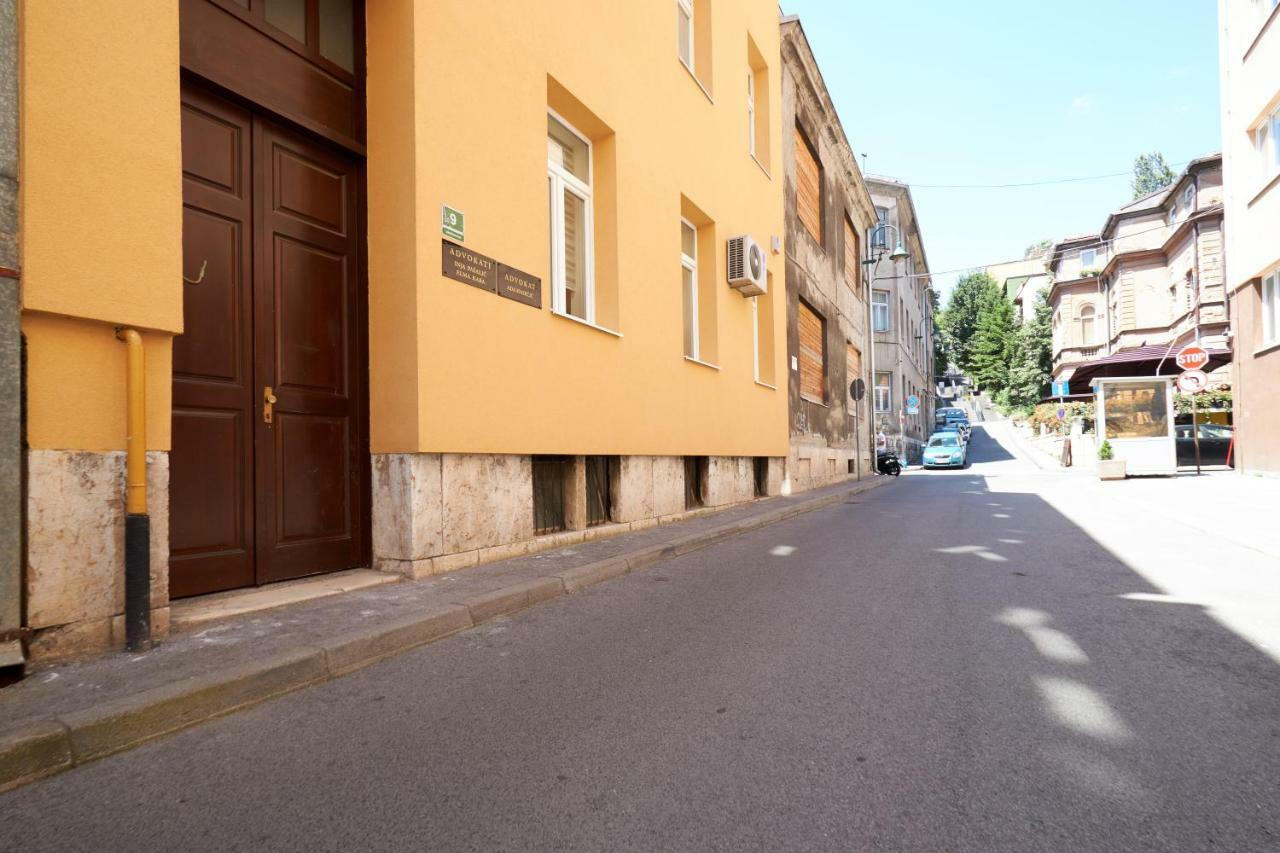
1, 426, 1278, 852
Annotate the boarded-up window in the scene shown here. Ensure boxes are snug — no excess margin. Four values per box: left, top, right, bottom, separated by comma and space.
846, 343, 861, 412
843, 216, 860, 293
794, 127, 822, 246
798, 301, 825, 402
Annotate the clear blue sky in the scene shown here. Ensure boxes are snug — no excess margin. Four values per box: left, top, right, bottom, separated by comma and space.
781, 0, 1223, 303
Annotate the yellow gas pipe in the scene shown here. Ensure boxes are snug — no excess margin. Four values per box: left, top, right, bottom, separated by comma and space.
116, 328, 147, 514
116, 328, 150, 650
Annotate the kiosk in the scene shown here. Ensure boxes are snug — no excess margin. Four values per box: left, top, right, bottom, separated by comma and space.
1093, 376, 1177, 475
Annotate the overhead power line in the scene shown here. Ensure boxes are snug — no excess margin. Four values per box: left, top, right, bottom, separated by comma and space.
908, 160, 1194, 190
901, 218, 1202, 283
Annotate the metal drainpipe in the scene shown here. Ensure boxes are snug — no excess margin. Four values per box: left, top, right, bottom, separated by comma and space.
0, 0, 23, 671
116, 328, 150, 651
1191, 173, 1202, 347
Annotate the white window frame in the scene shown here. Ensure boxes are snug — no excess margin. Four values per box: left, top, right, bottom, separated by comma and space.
1078, 304, 1097, 345
1255, 108, 1280, 178
548, 110, 595, 324
681, 218, 699, 360
1080, 248, 1097, 269
746, 70, 756, 157
872, 289, 890, 332
1271, 107, 1280, 169
1263, 270, 1279, 348
871, 206, 889, 249
874, 372, 892, 413
677, 0, 694, 73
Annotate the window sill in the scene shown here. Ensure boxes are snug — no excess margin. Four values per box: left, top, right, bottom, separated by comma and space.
800, 394, 827, 407
551, 310, 623, 338
1244, 2, 1280, 62
1247, 170, 1280, 208
683, 355, 720, 371
754, 379, 777, 390
679, 60, 714, 105
1254, 340, 1280, 358
750, 153, 771, 180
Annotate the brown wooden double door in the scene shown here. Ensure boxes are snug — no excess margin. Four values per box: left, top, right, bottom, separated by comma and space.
171, 83, 368, 599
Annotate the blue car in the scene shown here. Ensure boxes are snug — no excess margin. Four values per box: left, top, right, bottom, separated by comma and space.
923, 432, 968, 469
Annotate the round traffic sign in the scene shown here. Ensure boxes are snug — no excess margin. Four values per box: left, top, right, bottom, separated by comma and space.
905, 394, 920, 413
1175, 345, 1210, 372
1176, 369, 1209, 393
849, 378, 866, 401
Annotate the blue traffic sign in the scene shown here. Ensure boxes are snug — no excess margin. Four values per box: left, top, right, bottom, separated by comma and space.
1051, 380, 1070, 397
905, 394, 921, 414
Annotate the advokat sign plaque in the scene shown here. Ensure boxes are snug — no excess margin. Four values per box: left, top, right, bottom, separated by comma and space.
497, 265, 541, 308
442, 240, 497, 292
442, 240, 541, 308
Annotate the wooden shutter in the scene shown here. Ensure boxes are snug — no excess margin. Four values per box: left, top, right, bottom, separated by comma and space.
798, 301, 825, 402
843, 217, 859, 292
846, 344, 861, 410
794, 127, 822, 245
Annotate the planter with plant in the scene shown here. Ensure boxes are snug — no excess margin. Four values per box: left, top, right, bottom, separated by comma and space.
1097, 440, 1126, 480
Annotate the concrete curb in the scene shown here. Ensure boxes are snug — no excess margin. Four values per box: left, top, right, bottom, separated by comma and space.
0, 475, 893, 794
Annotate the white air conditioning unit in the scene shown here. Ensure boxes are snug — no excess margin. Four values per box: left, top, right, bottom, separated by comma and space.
726, 235, 767, 297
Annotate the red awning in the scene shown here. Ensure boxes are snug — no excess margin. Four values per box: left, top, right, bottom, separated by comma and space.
1068, 345, 1231, 394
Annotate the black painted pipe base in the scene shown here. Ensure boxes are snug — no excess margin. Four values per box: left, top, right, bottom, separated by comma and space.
125, 513, 151, 652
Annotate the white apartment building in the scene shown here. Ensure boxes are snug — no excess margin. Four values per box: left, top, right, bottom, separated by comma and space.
1220, 0, 1280, 475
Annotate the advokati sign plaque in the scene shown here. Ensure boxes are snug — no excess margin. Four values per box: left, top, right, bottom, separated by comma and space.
442, 240, 541, 308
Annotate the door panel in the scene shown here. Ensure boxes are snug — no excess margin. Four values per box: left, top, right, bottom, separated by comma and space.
275, 237, 348, 394
171, 88, 256, 598
254, 119, 365, 583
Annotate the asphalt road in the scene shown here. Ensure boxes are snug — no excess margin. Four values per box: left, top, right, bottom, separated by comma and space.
2, 427, 1278, 852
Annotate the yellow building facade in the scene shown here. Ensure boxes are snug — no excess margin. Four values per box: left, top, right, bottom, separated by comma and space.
15, 0, 787, 659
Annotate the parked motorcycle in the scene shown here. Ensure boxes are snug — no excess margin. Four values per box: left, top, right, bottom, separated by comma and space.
876, 451, 902, 477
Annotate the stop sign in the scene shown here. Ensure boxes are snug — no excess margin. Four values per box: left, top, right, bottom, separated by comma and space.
1175, 345, 1209, 372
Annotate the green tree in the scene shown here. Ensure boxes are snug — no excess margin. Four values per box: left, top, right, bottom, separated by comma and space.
1005, 293, 1053, 409
1131, 151, 1177, 199
928, 288, 949, 373
969, 288, 1015, 393
1023, 239, 1053, 260
943, 272, 1000, 373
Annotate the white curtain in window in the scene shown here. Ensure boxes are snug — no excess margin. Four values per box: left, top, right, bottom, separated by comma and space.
548, 114, 594, 322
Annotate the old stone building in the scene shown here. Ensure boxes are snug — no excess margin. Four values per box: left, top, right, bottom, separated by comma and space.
779, 17, 877, 491
865, 176, 935, 463
1049, 155, 1227, 386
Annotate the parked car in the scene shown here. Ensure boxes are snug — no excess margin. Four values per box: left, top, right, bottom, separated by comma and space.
934, 423, 967, 444
923, 433, 967, 469
1175, 423, 1234, 467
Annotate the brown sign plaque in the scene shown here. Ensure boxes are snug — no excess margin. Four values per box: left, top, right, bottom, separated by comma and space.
496, 264, 541, 308
442, 240, 497, 292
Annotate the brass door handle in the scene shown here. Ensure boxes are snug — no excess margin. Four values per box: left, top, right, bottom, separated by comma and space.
263, 386, 277, 424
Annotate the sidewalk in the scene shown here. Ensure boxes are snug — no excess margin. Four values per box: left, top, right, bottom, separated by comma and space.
1077, 469, 1280, 561
988, 418, 1280, 559
989, 419, 1097, 475
0, 474, 894, 793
